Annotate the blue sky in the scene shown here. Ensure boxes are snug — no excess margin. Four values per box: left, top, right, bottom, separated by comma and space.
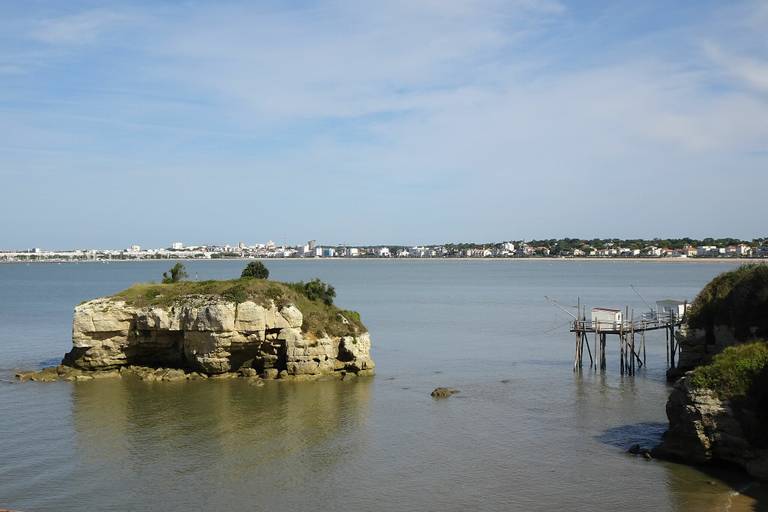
1, 0, 767, 248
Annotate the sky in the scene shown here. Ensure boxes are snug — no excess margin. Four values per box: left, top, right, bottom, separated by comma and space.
1, 0, 767, 249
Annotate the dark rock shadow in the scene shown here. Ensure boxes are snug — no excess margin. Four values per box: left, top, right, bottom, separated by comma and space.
595, 421, 667, 451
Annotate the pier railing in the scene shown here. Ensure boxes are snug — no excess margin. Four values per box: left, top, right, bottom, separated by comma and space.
570, 313, 683, 334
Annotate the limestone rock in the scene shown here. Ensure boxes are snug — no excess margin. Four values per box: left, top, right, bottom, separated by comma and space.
655, 375, 768, 481
55, 294, 373, 381
235, 301, 267, 331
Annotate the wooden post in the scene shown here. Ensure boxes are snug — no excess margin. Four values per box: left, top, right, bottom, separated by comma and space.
574, 331, 579, 372
670, 326, 676, 368
594, 330, 598, 372
619, 334, 624, 375
600, 333, 606, 371
583, 332, 593, 367
630, 310, 635, 375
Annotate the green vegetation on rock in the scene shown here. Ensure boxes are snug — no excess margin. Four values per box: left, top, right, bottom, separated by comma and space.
686, 264, 768, 340
689, 341, 768, 400
287, 278, 336, 306
113, 278, 365, 337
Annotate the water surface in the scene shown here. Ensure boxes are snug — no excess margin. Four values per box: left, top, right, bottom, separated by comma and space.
1, 260, 765, 511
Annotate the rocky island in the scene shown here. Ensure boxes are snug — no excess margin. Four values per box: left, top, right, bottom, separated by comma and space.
655, 264, 768, 480
18, 264, 374, 383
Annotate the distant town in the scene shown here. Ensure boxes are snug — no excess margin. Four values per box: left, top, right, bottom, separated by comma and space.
2, 237, 767, 262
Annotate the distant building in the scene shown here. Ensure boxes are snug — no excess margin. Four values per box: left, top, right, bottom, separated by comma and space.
172, 242, 184, 250
129, 245, 141, 252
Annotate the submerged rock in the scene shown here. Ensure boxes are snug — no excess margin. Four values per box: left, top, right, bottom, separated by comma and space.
431, 387, 460, 399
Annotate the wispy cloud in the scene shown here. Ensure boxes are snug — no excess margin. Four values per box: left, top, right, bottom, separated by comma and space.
705, 43, 768, 93
30, 8, 136, 45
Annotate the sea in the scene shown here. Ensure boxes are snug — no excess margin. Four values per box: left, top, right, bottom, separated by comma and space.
0, 259, 765, 511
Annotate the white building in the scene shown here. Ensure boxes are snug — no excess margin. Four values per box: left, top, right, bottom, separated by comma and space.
591, 308, 623, 329
656, 300, 689, 320
172, 242, 184, 250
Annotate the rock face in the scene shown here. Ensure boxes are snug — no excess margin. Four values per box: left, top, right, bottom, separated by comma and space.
655, 376, 768, 480
669, 324, 763, 382
674, 325, 744, 374
63, 296, 374, 378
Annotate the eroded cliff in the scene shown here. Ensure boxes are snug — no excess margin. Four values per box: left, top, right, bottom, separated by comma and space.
19, 279, 374, 382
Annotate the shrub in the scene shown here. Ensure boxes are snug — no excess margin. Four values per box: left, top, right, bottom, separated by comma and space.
241, 261, 269, 279
222, 284, 248, 303
686, 264, 768, 341
289, 278, 336, 305
162, 263, 188, 284
689, 341, 768, 399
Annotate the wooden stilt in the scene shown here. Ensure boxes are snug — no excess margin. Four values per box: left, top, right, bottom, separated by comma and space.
583, 332, 593, 367
593, 330, 598, 372
600, 333, 606, 371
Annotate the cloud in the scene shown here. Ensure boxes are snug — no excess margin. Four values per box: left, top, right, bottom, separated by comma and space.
30, 8, 135, 45
705, 43, 768, 93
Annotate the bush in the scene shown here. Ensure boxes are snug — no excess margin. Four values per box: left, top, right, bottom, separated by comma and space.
222, 284, 248, 303
687, 264, 768, 340
162, 263, 188, 284
241, 261, 269, 279
288, 278, 336, 305
689, 341, 768, 399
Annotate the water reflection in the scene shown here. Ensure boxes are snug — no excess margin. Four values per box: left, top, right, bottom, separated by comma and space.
69, 378, 372, 509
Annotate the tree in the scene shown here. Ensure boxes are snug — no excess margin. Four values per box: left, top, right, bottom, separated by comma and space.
162, 262, 188, 284
241, 261, 269, 279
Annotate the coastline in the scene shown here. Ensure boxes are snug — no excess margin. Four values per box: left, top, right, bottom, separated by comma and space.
2, 257, 766, 265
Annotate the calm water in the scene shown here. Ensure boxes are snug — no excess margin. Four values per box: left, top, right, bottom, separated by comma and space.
1, 260, 765, 511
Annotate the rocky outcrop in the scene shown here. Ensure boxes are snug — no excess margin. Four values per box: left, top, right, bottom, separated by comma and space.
672, 324, 748, 378
57, 296, 374, 379
654, 376, 768, 480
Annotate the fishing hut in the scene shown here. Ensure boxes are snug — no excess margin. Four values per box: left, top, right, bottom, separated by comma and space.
548, 295, 688, 376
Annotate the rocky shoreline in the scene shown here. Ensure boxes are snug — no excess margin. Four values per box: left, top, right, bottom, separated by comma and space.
653, 265, 768, 481
16, 363, 370, 383
654, 375, 768, 480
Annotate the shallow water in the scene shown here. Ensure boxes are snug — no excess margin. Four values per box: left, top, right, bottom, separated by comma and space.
1, 260, 766, 511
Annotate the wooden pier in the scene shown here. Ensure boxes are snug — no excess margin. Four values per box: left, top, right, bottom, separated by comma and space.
569, 305, 684, 375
